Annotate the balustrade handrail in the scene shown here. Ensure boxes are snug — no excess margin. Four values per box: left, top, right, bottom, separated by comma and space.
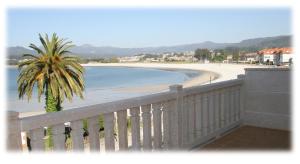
8, 76, 246, 151
183, 78, 243, 96
19, 78, 243, 131
20, 90, 177, 131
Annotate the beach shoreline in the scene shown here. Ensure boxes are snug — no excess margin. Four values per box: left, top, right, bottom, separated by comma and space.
81, 62, 269, 82
110, 67, 219, 93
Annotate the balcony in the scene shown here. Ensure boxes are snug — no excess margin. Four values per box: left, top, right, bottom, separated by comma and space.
7, 68, 291, 152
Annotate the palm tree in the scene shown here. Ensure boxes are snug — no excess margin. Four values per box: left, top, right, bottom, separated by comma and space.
18, 33, 85, 113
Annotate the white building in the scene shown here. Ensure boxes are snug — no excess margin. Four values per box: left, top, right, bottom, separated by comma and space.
243, 53, 259, 63
119, 56, 142, 62
258, 47, 292, 65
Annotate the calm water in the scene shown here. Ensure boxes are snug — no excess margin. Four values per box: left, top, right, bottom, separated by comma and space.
7, 66, 198, 112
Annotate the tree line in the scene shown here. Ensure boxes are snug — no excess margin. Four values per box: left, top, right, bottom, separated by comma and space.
194, 46, 258, 62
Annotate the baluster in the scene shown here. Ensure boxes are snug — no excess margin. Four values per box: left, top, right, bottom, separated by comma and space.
232, 86, 238, 122
228, 87, 233, 124
225, 88, 230, 126
169, 85, 183, 149
230, 87, 235, 124
71, 120, 84, 151
29, 128, 45, 151
214, 90, 220, 131
162, 101, 171, 150
104, 112, 115, 151
202, 93, 208, 136
141, 104, 152, 150
188, 95, 196, 143
117, 110, 128, 151
152, 103, 162, 150
169, 100, 179, 148
22, 131, 30, 152
52, 124, 66, 151
236, 87, 241, 121
220, 89, 225, 128
226, 88, 230, 125
195, 94, 202, 138
88, 116, 100, 151
181, 97, 188, 146
208, 91, 214, 133
130, 107, 141, 150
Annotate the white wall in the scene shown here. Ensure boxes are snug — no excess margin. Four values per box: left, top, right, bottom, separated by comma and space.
243, 68, 291, 130
263, 54, 274, 62
281, 54, 292, 63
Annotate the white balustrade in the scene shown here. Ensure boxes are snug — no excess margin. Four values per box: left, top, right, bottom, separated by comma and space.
11, 78, 244, 152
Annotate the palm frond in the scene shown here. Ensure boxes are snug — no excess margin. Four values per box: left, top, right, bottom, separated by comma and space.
18, 33, 85, 104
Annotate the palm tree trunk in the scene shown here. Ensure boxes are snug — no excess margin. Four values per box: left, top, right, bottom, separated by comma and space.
45, 84, 58, 113
44, 84, 62, 149
56, 95, 62, 111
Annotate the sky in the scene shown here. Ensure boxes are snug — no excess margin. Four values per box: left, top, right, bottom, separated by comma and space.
7, 8, 291, 48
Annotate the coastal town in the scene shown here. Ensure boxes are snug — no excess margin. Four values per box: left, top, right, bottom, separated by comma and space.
8, 46, 293, 66
117, 47, 293, 66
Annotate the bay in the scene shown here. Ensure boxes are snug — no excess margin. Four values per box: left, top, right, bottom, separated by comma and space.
7, 66, 198, 112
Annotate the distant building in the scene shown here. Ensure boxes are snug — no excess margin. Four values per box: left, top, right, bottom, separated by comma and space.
244, 52, 259, 63
118, 56, 142, 62
183, 51, 195, 56
119, 50, 197, 63
224, 55, 233, 63
258, 47, 292, 65
145, 58, 162, 62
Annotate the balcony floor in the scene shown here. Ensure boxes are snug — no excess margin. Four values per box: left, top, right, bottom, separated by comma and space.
199, 125, 291, 151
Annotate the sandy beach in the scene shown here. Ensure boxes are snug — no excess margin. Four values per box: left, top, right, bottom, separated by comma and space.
82, 62, 269, 82
111, 69, 217, 93
19, 63, 269, 117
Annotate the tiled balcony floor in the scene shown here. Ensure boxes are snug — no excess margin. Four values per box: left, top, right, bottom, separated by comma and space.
200, 125, 291, 151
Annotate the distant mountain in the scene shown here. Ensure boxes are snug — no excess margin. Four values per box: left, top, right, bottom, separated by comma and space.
7, 35, 291, 59
7, 46, 36, 59
232, 35, 291, 48
69, 41, 231, 58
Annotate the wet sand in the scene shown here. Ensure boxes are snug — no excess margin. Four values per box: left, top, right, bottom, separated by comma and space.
112, 69, 216, 93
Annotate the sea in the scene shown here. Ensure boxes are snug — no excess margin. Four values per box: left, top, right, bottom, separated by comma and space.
7, 66, 200, 112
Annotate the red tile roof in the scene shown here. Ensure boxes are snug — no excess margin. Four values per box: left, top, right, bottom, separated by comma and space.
258, 47, 292, 55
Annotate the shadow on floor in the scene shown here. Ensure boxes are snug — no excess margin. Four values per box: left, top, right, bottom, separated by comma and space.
201, 125, 291, 151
